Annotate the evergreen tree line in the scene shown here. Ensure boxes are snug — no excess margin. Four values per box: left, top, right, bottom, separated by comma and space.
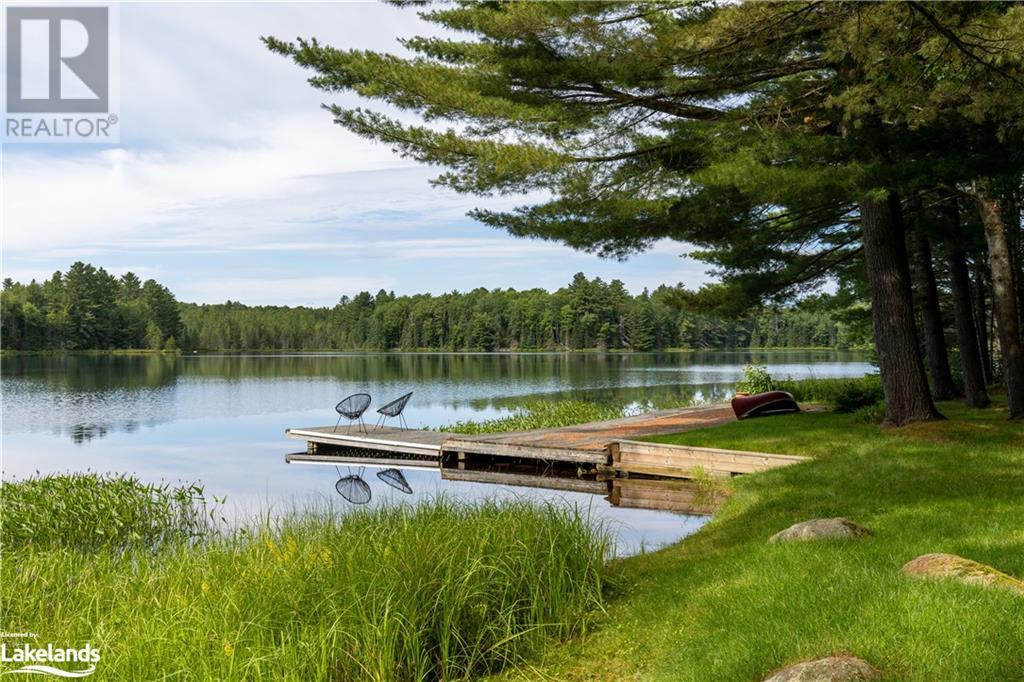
2, 263, 182, 352
178, 273, 862, 351
0, 267, 860, 352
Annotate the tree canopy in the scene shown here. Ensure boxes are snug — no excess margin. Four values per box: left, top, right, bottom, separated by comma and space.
267, 1, 1024, 423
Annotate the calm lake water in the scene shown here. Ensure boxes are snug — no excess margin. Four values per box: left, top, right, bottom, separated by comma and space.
1, 351, 873, 554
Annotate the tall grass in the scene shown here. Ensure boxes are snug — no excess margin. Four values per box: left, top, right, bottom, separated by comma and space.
439, 399, 625, 434
775, 375, 883, 411
734, 364, 884, 411
1, 476, 612, 680
0, 472, 216, 551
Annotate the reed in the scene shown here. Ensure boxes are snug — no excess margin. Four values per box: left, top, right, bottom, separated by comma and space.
774, 375, 883, 411
1, 481, 612, 681
439, 399, 625, 434
0, 472, 216, 552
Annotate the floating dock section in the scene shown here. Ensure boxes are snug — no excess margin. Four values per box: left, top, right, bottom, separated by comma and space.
286, 404, 808, 479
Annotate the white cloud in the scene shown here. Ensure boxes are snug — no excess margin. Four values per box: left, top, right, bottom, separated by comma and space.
237, 236, 585, 261
3, 114, 419, 255
1, 3, 718, 301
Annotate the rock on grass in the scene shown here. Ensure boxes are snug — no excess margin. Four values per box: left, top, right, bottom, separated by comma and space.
902, 553, 1024, 594
763, 655, 879, 681
769, 518, 871, 543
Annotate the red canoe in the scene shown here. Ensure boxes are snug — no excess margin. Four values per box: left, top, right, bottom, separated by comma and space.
731, 391, 800, 420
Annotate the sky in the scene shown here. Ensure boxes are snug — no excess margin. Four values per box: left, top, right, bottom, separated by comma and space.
2, 2, 713, 307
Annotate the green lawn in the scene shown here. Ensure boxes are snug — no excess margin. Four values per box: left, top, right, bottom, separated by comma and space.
502, 401, 1024, 681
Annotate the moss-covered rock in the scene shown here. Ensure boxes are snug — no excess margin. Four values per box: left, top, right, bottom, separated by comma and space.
768, 517, 871, 543
762, 655, 879, 681
902, 553, 1024, 593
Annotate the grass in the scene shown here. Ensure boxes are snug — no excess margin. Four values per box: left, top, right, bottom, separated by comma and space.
775, 374, 883, 411
1, 487, 612, 680
439, 399, 627, 434
442, 376, 885, 436
7, 378, 1016, 679
0, 473, 217, 552
497, 400, 1024, 681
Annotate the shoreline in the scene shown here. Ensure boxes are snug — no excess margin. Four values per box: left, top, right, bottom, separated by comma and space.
1, 346, 872, 357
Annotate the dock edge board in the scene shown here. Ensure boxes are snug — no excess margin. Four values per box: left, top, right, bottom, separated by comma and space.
285, 428, 444, 457
608, 439, 809, 477
439, 437, 610, 465
285, 452, 439, 470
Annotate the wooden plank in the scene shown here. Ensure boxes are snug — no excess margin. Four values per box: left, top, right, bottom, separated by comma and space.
612, 451, 783, 475
285, 428, 444, 457
286, 427, 450, 444
610, 440, 807, 465
441, 468, 609, 494
441, 438, 609, 465
609, 440, 808, 478
615, 463, 733, 479
285, 453, 438, 470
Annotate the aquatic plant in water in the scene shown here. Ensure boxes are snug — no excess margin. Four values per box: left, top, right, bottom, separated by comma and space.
0, 472, 218, 552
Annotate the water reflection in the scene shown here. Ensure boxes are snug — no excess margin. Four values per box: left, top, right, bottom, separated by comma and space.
1, 351, 873, 554
335, 469, 373, 505
295, 455, 722, 554
69, 423, 109, 444
377, 468, 414, 494
3, 351, 874, 443
298, 446, 724, 516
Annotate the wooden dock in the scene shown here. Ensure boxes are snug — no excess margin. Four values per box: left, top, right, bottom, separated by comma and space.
285, 403, 808, 479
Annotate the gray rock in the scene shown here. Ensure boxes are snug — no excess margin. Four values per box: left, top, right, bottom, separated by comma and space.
769, 517, 871, 543
763, 655, 879, 681
902, 553, 1024, 594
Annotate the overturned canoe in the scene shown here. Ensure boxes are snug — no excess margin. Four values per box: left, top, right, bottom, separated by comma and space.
731, 391, 800, 420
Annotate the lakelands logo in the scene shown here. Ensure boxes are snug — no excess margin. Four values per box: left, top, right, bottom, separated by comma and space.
3, 4, 120, 142
0, 642, 99, 677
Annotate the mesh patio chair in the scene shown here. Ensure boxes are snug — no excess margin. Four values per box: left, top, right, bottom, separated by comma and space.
334, 393, 371, 434
374, 392, 413, 430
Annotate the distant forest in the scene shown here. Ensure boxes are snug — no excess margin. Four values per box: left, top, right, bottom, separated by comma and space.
1, 264, 865, 352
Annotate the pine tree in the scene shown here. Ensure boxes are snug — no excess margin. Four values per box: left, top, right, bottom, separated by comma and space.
626, 298, 656, 352
271, 2, 1014, 424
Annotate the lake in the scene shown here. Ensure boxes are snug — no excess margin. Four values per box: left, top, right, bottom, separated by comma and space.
1, 350, 873, 554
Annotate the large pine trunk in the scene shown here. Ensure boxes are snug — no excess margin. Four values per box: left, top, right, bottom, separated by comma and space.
1007, 193, 1024, 337
946, 251, 992, 408
911, 227, 959, 400
940, 194, 991, 409
972, 180, 1024, 420
972, 259, 993, 382
859, 193, 943, 426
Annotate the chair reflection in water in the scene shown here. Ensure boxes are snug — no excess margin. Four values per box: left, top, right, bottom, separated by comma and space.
375, 392, 413, 430
334, 393, 371, 434
335, 466, 371, 504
